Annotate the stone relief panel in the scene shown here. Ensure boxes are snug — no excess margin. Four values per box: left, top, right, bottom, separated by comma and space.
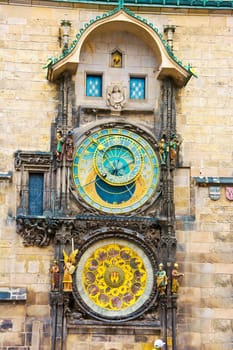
75, 29, 159, 110
106, 84, 126, 110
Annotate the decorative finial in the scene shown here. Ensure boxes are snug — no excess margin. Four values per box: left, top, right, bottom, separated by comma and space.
163, 25, 176, 51
118, 0, 124, 9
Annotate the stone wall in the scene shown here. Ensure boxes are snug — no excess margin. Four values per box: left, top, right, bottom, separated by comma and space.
0, 2, 232, 350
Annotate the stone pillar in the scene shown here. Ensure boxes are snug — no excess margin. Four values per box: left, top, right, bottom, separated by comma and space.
31, 320, 41, 350
171, 295, 178, 350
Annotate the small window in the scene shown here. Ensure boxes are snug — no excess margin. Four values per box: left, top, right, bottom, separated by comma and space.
86, 74, 102, 97
29, 173, 44, 215
129, 77, 145, 99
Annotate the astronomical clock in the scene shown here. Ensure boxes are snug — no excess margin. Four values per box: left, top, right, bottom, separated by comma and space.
74, 237, 155, 321
68, 121, 163, 324
71, 124, 160, 215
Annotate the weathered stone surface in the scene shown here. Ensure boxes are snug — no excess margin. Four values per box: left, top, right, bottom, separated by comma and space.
26, 305, 50, 318
0, 2, 233, 350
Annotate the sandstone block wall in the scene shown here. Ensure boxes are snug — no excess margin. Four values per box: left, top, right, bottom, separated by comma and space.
0, 2, 232, 349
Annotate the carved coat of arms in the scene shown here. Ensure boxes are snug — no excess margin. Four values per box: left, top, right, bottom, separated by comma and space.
209, 186, 220, 201
226, 187, 233, 201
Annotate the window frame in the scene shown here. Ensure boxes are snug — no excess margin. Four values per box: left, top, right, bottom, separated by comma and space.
28, 172, 45, 216
129, 75, 146, 100
14, 151, 52, 216
85, 73, 103, 98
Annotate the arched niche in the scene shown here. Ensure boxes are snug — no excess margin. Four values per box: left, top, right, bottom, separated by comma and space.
47, 9, 192, 88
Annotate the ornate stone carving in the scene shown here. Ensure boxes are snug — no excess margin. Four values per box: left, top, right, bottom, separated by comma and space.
106, 84, 126, 110
16, 217, 57, 247
16, 214, 164, 250
55, 129, 74, 162
14, 150, 52, 171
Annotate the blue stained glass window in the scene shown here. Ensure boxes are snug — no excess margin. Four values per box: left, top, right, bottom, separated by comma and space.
29, 173, 44, 215
130, 77, 145, 99
86, 74, 102, 97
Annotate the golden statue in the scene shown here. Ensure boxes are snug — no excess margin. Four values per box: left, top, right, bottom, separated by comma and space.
62, 249, 79, 292
112, 51, 122, 68
171, 262, 184, 294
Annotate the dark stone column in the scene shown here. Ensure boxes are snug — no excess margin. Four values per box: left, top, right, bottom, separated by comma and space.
160, 78, 178, 349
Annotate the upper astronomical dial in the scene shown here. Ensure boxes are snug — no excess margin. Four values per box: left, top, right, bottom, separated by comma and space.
93, 135, 143, 186
72, 127, 160, 214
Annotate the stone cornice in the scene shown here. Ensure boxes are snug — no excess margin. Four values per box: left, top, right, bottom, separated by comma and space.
14, 150, 53, 171
0, 171, 12, 182
193, 176, 233, 185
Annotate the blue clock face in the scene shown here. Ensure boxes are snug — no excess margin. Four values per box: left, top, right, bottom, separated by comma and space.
72, 127, 160, 214
94, 136, 143, 186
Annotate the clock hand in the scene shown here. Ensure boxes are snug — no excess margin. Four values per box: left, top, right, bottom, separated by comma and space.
102, 155, 117, 173
83, 174, 107, 188
125, 184, 134, 196
83, 178, 98, 188
108, 159, 134, 176
117, 160, 134, 172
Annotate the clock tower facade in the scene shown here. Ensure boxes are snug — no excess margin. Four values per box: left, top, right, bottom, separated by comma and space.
15, 6, 193, 350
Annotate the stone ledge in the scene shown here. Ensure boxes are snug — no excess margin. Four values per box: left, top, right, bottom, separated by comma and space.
68, 324, 161, 335
0, 287, 27, 301
193, 176, 233, 185
0, 171, 12, 182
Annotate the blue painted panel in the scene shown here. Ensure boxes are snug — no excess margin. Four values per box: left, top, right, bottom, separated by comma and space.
95, 176, 135, 204
86, 75, 102, 97
29, 173, 44, 215
130, 77, 145, 99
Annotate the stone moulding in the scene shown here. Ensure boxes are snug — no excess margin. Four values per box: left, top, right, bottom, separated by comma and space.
193, 176, 233, 185
14, 150, 53, 171
0, 171, 12, 181
15, 214, 163, 247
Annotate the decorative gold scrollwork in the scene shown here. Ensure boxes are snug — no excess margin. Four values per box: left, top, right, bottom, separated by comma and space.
82, 244, 146, 310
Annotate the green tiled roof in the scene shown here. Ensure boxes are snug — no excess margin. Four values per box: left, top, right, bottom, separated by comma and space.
50, 0, 233, 10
